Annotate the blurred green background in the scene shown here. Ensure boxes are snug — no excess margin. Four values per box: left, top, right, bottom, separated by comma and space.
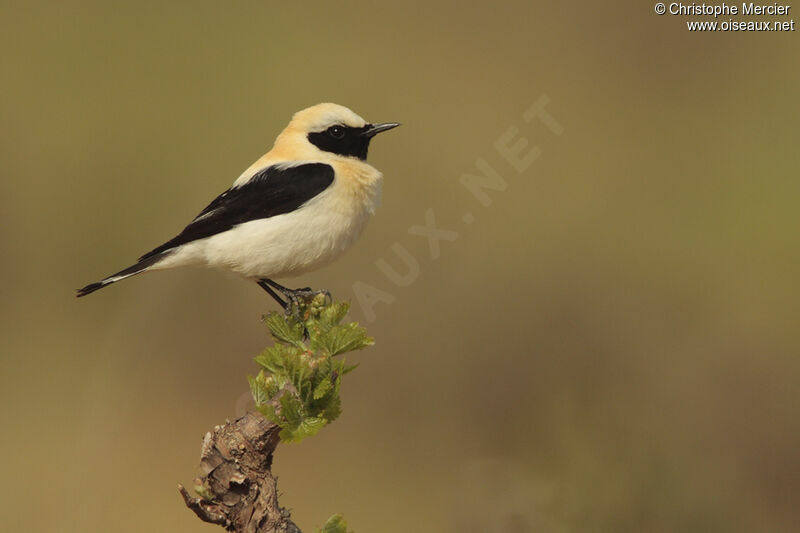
1, 1, 798, 532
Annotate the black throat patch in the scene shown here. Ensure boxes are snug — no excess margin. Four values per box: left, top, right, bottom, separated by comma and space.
307, 125, 372, 160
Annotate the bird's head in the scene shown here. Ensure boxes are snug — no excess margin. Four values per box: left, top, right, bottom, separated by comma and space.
273, 103, 399, 161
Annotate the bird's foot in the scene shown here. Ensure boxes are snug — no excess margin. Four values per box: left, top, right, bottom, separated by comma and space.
282, 287, 332, 317
257, 279, 331, 317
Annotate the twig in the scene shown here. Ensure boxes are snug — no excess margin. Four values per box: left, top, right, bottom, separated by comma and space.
179, 412, 302, 533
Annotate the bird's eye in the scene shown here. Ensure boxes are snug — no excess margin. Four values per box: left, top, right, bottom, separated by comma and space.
328, 125, 345, 139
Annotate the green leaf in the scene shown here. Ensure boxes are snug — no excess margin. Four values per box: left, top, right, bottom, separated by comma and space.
280, 393, 304, 427
254, 344, 301, 372
255, 403, 278, 423
193, 483, 214, 501
317, 513, 352, 533
319, 301, 350, 327
321, 394, 342, 423
263, 311, 305, 347
313, 376, 333, 400
279, 417, 327, 443
341, 362, 360, 375
298, 416, 327, 438
248, 374, 268, 406
325, 324, 374, 356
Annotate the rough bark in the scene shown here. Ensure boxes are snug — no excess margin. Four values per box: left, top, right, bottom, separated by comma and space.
179, 412, 301, 533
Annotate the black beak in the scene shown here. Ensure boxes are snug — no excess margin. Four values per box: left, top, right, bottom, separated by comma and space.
362, 122, 401, 138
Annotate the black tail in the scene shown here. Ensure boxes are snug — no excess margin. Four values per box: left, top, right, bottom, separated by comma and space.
76, 280, 108, 297
76, 253, 165, 297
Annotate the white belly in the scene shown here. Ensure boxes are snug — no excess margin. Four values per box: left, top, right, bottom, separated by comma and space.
209, 193, 373, 279
156, 172, 381, 280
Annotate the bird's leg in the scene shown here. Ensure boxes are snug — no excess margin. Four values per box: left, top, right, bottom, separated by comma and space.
257, 279, 288, 310
263, 280, 332, 313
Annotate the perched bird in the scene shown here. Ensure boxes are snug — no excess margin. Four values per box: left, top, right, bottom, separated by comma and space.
77, 103, 399, 308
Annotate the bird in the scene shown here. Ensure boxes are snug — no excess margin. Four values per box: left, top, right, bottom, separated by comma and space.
77, 103, 399, 309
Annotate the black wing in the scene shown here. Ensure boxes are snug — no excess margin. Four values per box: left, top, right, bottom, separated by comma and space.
139, 162, 335, 261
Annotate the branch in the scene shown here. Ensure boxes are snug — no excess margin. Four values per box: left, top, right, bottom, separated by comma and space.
180, 295, 368, 533
179, 412, 301, 532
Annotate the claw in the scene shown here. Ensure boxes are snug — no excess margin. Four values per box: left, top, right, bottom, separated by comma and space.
257, 279, 333, 318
